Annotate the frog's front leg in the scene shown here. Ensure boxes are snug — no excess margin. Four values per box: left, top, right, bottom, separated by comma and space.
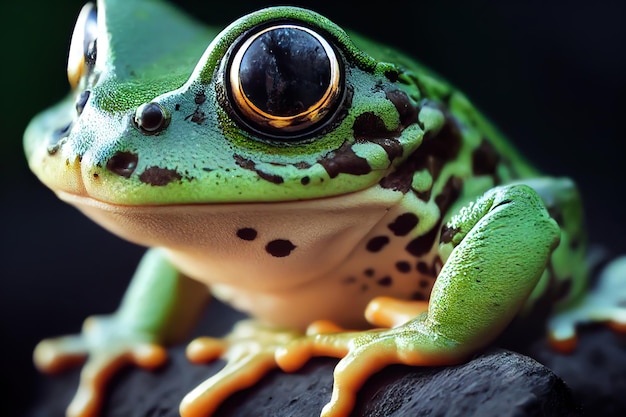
276, 184, 560, 417
34, 248, 209, 417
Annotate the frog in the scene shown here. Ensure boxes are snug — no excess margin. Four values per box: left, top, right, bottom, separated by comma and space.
23, 1, 626, 416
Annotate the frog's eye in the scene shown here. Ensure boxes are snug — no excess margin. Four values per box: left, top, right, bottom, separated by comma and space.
67, 2, 98, 89
226, 23, 342, 139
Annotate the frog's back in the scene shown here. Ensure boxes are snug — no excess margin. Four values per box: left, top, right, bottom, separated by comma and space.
349, 31, 540, 182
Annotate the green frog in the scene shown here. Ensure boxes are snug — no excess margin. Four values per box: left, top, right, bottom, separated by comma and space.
24, 1, 626, 416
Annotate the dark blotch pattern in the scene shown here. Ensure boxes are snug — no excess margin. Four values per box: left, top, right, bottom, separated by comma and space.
396, 261, 411, 273
319, 142, 372, 179
234, 154, 284, 184
265, 239, 296, 257
195, 91, 207, 105
435, 176, 463, 214
377, 276, 393, 287
472, 138, 500, 178
366, 236, 390, 253
440, 225, 460, 244
236, 228, 258, 241
106, 151, 138, 178
352, 112, 404, 162
379, 103, 462, 193
384, 88, 418, 127
388, 213, 419, 236
405, 224, 440, 257
139, 166, 182, 186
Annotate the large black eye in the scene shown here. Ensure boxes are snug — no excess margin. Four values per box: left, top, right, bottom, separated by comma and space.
67, 2, 98, 89
227, 23, 342, 139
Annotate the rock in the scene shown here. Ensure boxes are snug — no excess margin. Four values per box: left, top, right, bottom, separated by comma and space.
528, 325, 626, 417
26, 302, 584, 417
28, 348, 581, 417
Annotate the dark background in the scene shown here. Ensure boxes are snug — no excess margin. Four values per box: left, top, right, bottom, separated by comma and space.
2, 1, 625, 416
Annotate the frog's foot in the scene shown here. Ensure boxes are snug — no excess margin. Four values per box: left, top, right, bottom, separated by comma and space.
549, 256, 626, 353
276, 313, 468, 417
365, 296, 429, 328
34, 315, 167, 417
302, 297, 428, 338
180, 319, 302, 417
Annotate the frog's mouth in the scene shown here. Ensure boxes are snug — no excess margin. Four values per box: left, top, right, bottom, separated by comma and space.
55, 186, 402, 291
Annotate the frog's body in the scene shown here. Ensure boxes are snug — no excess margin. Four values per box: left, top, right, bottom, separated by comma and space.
24, 1, 625, 417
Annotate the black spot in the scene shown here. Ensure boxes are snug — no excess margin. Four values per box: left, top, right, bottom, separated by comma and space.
419, 278, 432, 289
377, 276, 393, 287
318, 142, 372, 178
379, 105, 462, 193
256, 170, 284, 184
395, 261, 411, 273
472, 139, 500, 177
439, 225, 460, 244
139, 166, 182, 186
175, 103, 181, 111
236, 228, 257, 241
189, 109, 207, 124
234, 154, 284, 184
353, 112, 391, 139
416, 261, 430, 275
411, 291, 427, 301
435, 176, 463, 214
388, 213, 419, 236
366, 236, 390, 253
352, 112, 404, 162
300, 176, 310, 185
405, 224, 440, 257
106, 151, 138, 178
266, 239, 296, 257
195, 91, 207, 105
364, 268, 375, 277
384, 88, 418, 127
384, 69, 399, 82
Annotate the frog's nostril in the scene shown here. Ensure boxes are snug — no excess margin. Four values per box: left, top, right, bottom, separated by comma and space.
106, 151, 138, 178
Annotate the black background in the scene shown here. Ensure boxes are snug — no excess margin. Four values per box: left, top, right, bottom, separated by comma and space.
2, 1, 625, 416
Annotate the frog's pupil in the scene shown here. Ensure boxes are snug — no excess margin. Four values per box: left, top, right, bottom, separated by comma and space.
238, 27, 331, 117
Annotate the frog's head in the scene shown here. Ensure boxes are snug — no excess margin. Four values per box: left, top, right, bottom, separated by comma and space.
25, 0, 442, 206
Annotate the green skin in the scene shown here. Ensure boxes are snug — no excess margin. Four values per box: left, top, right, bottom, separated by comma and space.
24, 1, 625, 417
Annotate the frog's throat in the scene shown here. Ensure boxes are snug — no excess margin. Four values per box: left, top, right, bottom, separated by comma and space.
55, 187, 403, 291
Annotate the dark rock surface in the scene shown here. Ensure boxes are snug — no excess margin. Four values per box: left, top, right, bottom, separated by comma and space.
28, 346, 582, 417
528, 325, 626, 417
28, 299, 624, 417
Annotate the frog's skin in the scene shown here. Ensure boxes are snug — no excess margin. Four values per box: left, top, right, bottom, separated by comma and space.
24, 1, 626, 416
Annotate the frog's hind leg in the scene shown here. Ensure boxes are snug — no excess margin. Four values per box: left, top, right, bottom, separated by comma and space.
521, 177, 626, 351
548, 256, 626, 352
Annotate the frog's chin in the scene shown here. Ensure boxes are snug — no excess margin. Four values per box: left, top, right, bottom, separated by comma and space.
56, 188, 402, 293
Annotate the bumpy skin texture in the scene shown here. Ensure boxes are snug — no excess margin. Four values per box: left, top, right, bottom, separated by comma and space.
24, 1, 626, 417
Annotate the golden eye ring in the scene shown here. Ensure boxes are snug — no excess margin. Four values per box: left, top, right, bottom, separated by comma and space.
228, 24, 342, 138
